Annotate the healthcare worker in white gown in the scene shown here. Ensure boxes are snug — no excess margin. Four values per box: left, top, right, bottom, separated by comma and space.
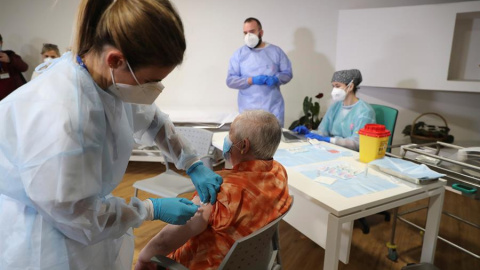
0, 0, 222, 269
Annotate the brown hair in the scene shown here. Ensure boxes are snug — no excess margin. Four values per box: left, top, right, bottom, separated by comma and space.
41, 43, 60, 56
73, 0, 186, 69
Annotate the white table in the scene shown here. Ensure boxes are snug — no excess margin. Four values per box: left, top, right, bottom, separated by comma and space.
212, 132, 446, 270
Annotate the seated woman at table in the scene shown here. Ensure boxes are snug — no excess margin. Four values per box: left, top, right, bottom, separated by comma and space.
293, 69, 375, 151
135, 110, 292, 270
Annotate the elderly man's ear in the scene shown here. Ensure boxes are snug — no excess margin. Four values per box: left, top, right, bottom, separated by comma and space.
240, 139, 250, 155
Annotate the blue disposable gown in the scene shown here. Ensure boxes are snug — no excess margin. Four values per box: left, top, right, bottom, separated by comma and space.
0, 53, 198, 269
315, 99, 376, 151
226, 43, 292, 127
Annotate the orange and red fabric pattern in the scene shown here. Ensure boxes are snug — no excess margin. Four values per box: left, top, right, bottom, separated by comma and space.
168, 159, 292, 270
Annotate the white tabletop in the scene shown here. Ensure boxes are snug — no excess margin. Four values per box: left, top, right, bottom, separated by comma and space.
212, 131, 446, 217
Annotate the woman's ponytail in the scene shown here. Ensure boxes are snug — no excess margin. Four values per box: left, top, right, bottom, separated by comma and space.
73, 0, 113, 56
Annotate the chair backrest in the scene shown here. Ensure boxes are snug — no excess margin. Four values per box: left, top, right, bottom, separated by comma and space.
163, 127, 214, 169
218, 198, 293, 270
370, 104, 398, 153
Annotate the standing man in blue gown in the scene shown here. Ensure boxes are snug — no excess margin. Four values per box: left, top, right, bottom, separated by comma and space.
226, 17, 293, 127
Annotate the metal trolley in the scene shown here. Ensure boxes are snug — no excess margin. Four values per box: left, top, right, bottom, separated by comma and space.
386, 142, 480, 261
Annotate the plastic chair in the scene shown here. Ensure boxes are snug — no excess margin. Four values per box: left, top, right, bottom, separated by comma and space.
370, 104, 398, 153
150, 197, 294, 270
357, 104, 399, 234
133, 127, 214, 198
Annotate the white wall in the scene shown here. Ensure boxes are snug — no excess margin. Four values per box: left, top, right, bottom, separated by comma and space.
1, 0, 478, 147
336, 2, 480, 92
449, 12, 480, 81
0, 0, 79, 71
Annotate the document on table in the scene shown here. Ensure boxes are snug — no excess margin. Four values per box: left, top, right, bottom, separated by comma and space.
274, 146, 399, 198
294, 161, 399, 198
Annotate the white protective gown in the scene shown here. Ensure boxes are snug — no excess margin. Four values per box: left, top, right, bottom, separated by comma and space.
0, 53, 198, 270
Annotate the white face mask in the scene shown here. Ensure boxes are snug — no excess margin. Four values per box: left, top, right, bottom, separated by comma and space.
331, 81, 353, 102
331, 87, 347, 102
108, 61, 164, 105
43, 57, 53, 63
244, 33, 260, 48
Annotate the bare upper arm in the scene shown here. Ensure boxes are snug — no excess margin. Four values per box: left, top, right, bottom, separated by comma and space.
147, 196, 214, 256
187, 196, 212, 234
160, 196, 212, 243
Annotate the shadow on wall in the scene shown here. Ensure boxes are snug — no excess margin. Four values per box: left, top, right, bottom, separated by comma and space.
284, 27, 334, 128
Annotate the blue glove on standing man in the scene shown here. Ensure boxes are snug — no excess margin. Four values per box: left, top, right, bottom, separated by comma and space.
265, 75, 279, 86
187, 162, 223, 204
252, 75, 268, 85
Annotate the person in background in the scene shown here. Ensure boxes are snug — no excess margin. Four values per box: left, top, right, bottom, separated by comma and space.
31, 43, 62, 80
41, 43, 61, 62
0, 33, 28, 100
226, 17, 293, 127
135, 110, 292, 270
293, 69, 375, 151
0, 0, 222, 269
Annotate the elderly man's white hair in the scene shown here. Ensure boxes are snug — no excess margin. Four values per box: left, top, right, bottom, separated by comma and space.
232, 110, 282, 160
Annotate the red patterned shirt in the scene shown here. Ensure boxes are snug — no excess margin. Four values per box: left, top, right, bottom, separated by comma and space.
169, 159, 292, 269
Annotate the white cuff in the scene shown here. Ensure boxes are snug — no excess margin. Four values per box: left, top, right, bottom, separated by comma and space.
330, 137, 336, 144
143, 199, 154, 221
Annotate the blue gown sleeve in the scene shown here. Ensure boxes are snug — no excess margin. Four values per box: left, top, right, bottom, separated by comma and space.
275, 48, 293, 85
316, 102, 338, 136
330, 101, 376, 151
335, 101, 376, 151
226, 51, 250, 89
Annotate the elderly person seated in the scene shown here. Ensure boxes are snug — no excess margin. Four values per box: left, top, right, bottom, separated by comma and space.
135, 110, 292, 270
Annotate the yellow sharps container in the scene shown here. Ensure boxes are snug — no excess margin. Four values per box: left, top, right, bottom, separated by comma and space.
358, 124, 391, 163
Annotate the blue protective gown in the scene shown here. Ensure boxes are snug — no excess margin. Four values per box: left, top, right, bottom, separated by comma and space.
226, 43, 292, 127
0, 53, 198, 270
315, 99, 376, 151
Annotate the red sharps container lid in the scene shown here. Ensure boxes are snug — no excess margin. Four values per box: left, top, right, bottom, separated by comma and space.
358, 124, 391, 138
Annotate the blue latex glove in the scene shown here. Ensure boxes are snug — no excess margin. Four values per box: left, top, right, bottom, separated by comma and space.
149, 198, 199, 225
305, 133, 331, 142
252, 75, 267, 85
292, 125, 310, 135
187, 162, 223, 204
266, 76, 279, 86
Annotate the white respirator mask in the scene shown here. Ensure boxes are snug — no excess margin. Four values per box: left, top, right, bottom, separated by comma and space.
331, 87, 347, 102
331, 80, 353, 102
43, 57, 54, 63
108, 61, 164, 105
244, 33, 260, 48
